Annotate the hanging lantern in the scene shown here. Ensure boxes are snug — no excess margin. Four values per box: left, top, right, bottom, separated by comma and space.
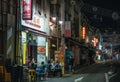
82, 26, 86, 39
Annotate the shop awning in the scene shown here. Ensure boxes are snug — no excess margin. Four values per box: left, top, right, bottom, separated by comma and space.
65, 38, 88, 48
65, 38, 96, 52
22, 26, 52, 39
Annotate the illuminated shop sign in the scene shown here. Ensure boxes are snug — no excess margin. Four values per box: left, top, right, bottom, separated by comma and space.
22, 16, 45, 32
25, 16, 41, 28
22, 0, 32, 20
82, 26, 86, 39
22, 0, 46, 32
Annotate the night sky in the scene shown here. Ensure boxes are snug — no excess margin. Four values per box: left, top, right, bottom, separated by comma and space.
83, 0, 120, 11
82, 0, 120, 34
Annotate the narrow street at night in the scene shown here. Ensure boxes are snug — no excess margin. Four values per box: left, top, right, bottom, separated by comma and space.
1, 0, 120, 82
35, 63, 120, 82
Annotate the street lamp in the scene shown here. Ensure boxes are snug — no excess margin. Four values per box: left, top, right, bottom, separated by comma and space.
57, 20, 63, 50
51, 17, 63, 51
52, 17, 56, 22
59, 20, 63, 25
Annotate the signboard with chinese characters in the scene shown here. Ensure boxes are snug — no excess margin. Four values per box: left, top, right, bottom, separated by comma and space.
22, 15, 45, 32
37, 46, 45, 54
22, 0, 32, 20
21, 0, 46, 32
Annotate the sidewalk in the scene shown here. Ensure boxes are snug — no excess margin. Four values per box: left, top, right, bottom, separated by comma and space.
63, 71, 73, 77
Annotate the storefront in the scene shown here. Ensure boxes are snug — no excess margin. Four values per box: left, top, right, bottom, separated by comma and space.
20, 0, 50, 66
21, 31, 47, 66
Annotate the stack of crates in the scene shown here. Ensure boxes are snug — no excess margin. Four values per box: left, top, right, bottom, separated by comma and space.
5, 71, 11, 82
0, 66, 11, 82
0, 66, 4, 82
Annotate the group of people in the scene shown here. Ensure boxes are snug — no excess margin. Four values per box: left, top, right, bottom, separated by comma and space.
26, 56, 75, 78
47, 60, 62, 77
26, 58, 62, 78
36, 61, 47, 80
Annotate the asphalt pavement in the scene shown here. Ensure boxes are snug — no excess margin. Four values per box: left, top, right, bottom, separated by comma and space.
109, 72, 120, 82
23, 63, 120, 82
36, 63, 109, 82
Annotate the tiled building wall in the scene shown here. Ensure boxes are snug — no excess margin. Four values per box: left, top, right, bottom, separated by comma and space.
0, 0, 17, 65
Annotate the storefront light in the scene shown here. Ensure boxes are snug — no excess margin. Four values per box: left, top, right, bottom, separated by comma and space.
92, 40, 94, 42
65, 46, 67, 49
25, 30, 29, 33
46, 42, 48, 59
99, 44, 102, 50
59, 20, 63, 25
52, 44, 56, 47
52, 17, 56, 21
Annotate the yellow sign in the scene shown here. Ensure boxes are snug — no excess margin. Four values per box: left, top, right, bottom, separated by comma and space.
23, 43, 27, 64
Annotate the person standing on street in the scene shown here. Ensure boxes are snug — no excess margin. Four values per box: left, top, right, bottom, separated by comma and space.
69, 55, 74, 73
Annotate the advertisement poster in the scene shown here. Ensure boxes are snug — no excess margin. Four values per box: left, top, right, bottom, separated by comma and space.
37, 46, 45, 54
37, 54, 46, 67
37, 46, 46, 67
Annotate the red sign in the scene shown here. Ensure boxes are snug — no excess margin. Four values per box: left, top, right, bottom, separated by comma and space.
65, 21, 71, 37
65, 29, 71, 37
22, 0, 32, 20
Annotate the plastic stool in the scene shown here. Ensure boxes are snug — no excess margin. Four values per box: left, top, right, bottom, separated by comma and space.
28, 69, 36, 82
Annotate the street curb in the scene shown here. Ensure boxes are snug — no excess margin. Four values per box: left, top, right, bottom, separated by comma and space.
63, 73, 72, 77
63, 70, 79, 77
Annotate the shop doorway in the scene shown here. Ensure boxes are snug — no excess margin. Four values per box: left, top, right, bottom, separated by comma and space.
28, 40, 37, 60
